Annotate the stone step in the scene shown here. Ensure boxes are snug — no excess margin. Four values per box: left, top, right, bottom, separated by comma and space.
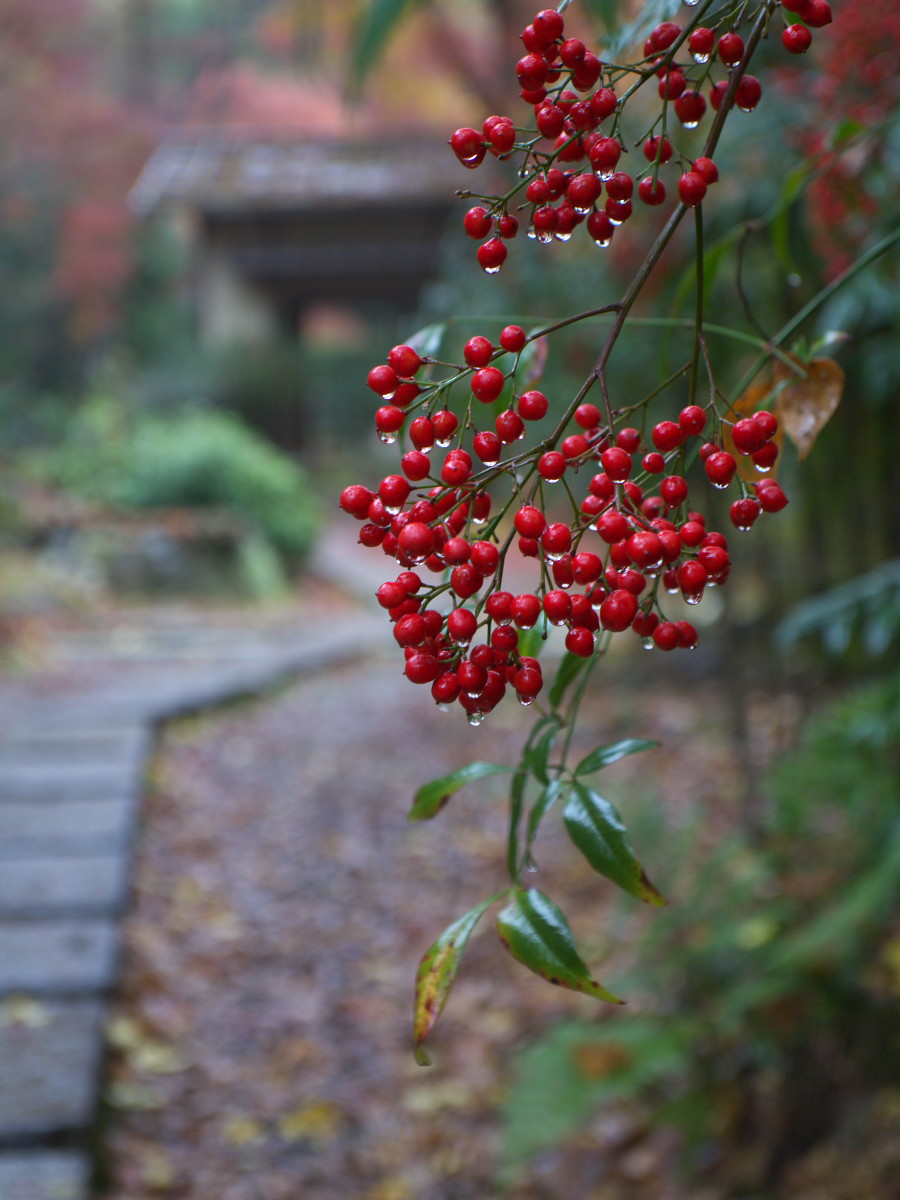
0, 725, 149, 763
0, 998, 105, 1137
0, 855, 129, 918
0, 762, 143, 803
0, 1150, 89, 1200
0, 797, 136, 857
0, 920, 119, 994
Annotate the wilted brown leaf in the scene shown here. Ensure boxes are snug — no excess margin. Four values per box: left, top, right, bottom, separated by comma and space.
774, 356, 845, 460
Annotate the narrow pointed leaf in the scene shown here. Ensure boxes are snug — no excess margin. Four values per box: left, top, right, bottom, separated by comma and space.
349, 0, 424, 94
549, 651, 591, 709
525, 778, 566, 863
574, 738, 657, 778
496, 888, 622, 1004
564, 784, 666, 906
409, 763, 513, 822
413, 895, 500, 1063
524, 717, 563, 785
405, 320, 447, 362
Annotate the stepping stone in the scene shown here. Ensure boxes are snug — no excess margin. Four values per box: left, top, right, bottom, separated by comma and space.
0, 920, 119, 994
0, 998, 104, 1137
0, 762, 143, 803
0, 855, 129, 918
0, 1150, 88, 1200
0, 725, 149, 763
0, 797, 136, 857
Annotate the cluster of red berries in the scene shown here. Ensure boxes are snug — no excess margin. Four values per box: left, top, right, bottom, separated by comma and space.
341, 328, 789, 721
450, 1, 832, 271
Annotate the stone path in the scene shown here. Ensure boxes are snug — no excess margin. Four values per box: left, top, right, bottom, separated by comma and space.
0, 537, 386, 1200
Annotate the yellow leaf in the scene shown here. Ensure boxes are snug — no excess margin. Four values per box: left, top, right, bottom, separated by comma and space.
571, 1040, 631, 1081
222, 1115, 267, 1147
775, 356, 844, 460
277, 1100, 341, 1145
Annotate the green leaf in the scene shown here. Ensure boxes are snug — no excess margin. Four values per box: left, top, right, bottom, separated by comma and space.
517, 330, 549, 390
349, 0, 425, 96
524, 717, 563, 786
574, 738, 657, 777
563, 784, 666, 905
496, 888, 622, 1003
405, 320, 448, 362
549, 651, 591, 709
409, 762, 513, 822
515, 624, 546, 661
581, 0, 621, 31
413, 895, 500, 1063
525, 778, 566, 863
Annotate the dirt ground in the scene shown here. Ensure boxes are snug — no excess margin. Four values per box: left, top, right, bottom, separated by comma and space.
98, 640, 761, 1200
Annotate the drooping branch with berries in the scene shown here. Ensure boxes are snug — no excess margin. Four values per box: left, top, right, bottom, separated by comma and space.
338, 0, 883, 1063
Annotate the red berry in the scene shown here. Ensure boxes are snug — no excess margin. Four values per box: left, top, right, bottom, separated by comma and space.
677, 559, 707, 600
693, 157, 719, 185
432, 672, 461, 704
388, 344, 422, 377
718, 32, 745, 67
432, 409, 459, 443
518, 389, 549, 421
653, 621, 681, 651
643, 135, 673, 164
589, 136, 622, 176
471, 366, 505, 402
735, 75, 762, 112
751, 443, 779, 471
756, 480, 789, 513
575, 403, 602, 429
477, 238, 507, 273
674, 90, 707, 128
627, 531, 664, 570
405, 653, 440, 684
471, 540, 500, 575
652, 421, 684, 452
409, 416, 435, 450
473, 430, 502, 464
689, 26, 716, 61
450, 127, 483, 161
600, 589, 638, 632
401, 450, 431, 481
515, 505, 546, 537
678, 171, 707, 207
754, 410, 779, 439
731, 417, 768, 454
590, 88, 618, 120
600, 446, 632, 481
649, 21, 681, 52
679, 405, 707, 436
464, 336, 494, 368
367, 364, 399, 396
642, 451, 665, 473
638, 177, 666, 206
500, 325, 527, 353
676, 620, 699, 649
538, 451, 567, 481
450, 563, 483, 598
511, 593, 541, 629
543, 589, 572, 625
660, 475, 689, 507
566, 626, 595, 657
730, 497, 761, 530
496, 409, 525, 443
533, 8, 564, 42
572, 551, 603, 584
704, 451, 737, 488
379, 474, 411, 510
587, 210, 615, 245
340, 484, 374, 520
804, 0, 832, 28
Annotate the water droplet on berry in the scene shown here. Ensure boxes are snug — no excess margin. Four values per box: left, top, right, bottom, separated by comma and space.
517, 694, 536, 707
435, 435, 453, 448
683, 0, 701, 7
665, 580, 679, 595
526, 228, 537, 240
607, 212, 626, 227
482, 264, 502, 275
597, 167, 615, 182
554, 231, 572, 242
536, 230, 554, 244
592, 235, 612, 248
680, 118, 700, 130
691, 50, 710, 64
466, 711, 486, 727
378, 430, 398, 445
684, 593, 702, 606
384, 503, 403, 515
754, 463, 772, 474
710, 479, 730, 490
642, 637, 654, 650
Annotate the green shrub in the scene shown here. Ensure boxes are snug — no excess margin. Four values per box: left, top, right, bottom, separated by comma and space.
501, 675, 900, 1190
33, 398, 319, 563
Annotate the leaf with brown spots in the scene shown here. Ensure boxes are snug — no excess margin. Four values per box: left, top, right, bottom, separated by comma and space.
775, 356, 845, 460
413, 894, 502, 1064
496, 888, 622, 1004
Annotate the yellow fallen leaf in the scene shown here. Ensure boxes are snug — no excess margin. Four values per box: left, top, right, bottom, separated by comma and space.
130, 1040, 190, 1075
277, 1100, 341, 1144
572, 1040, 631, 1081
0, 995, 52, 1028
222, 1115, 267, 1147
775, 356, 844, 460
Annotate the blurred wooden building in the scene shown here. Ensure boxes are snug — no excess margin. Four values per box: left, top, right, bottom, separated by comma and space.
129, 132, 470, 344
